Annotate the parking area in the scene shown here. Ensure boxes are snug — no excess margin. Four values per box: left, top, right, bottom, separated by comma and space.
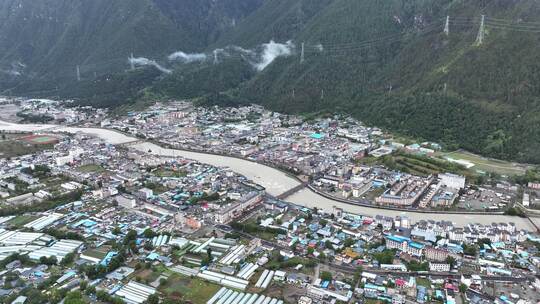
483, 281, 540, 303
456, 187, 512, 211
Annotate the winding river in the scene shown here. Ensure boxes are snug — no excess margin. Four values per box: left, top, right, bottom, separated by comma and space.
1, 120, 538, 230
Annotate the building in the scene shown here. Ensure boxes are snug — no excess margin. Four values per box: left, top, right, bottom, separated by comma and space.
115, 194, 137, 209
137, 188, 153, 200
376, 177, 432, 207
385, 234, 424, 257
438, 173, 466, 190
528, 182, 540, 190
429, 262, 450, 272
298, 296, 313, 304
215, 192, 263, 224
425, 247, 449, 262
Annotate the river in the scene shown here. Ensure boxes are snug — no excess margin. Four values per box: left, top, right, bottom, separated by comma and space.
1, 120, 538, 230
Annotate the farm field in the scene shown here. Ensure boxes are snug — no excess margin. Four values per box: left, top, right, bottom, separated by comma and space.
440, 150, 529, 176
76, 164, 106, 173
160, 274, 220, 304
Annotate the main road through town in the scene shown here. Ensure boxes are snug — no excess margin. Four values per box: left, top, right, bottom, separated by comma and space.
1, 120, 538, 230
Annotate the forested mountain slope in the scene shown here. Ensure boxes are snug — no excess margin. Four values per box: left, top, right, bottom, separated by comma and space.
0, 0, 263, 92
1, 0, 540, 163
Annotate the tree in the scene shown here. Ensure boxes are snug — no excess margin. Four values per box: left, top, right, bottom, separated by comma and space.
343, 238, 356, 247
64, 291, 86, 304
320, 271, 333, 281
373, 250, 395, 265
445, 256, 456, 268
159, 277, 168, 287
124, 230, 138, 244
112, 226, 122, 235
144, 242, 154, 251
478, 238, 491, 248
459, 283, 468, 293
143, 228, 156, 239
463, 244, 477, 256
61, 252, 75, 266
39, 256, 57, 265
145, 294, 159, 304
79, 280, 88, 291
325, 240, 333, 250
85, 285, 96, 296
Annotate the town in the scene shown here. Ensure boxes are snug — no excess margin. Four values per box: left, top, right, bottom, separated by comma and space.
0, 98, 539, 304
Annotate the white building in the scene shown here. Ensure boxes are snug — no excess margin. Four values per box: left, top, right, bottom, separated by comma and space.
438, 173, 466, 190
429, 262, 450, 272
115, 195, 137, 209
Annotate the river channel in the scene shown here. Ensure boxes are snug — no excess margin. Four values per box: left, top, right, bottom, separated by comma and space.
1, 120, 538, 230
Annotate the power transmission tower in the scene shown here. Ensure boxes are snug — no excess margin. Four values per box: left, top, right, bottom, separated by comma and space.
130, 53, 135, 70
76, 65, 81, 81
213, 51, 218, 65
320, 89, 324, 100
300, 42, 305, 64
475, 15, 485, 45
292, 89, 295, 98
444, 16, 450, 36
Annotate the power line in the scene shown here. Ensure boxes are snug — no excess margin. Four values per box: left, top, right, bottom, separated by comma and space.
300, 42, 305, 64
476, 15, 485, 45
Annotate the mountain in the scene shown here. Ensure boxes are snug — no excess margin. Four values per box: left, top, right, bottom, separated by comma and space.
1, 0, 540, 164
0, 0, 264, 93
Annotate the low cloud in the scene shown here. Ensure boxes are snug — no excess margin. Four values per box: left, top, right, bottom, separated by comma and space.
129, 57, 172, 74
254, 40, 295, 71
167, 51, 207, 63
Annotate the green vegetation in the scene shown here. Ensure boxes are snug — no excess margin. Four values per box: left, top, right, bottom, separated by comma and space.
373, 249, 396, 265
266, 252, 317, 270
6, 215, 38, 228
416, 277, 431, 288
378, 151, 469, 177
504, 207, 526, 217
406, 260, 429, 272
0, 190, 83, 217
154, 168, 187, 178
462, 244, 477, 257
231, 221, 284, 240
320, 271, 333, 281
441, 150, 528, 176
3, 0, 540, 165
21, 165, 51, 178
160, 274, 221, 304
76, 164, 106, 173
44, 228, 85, 241
0, 136, 55, 158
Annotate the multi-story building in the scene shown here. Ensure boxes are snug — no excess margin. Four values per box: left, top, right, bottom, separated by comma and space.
215, 192, 263, 224
429, 262, 450, 272
438, 173, 466, 190
385, 234, 424, 257
425, 247, 449, 262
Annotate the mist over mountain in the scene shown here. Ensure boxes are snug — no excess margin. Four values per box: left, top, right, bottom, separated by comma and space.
1, 0, 540, 163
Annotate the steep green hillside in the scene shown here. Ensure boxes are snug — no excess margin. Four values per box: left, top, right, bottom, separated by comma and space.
227, 0, 540, 163
1, 0, 540, 164
0, 0, 263, 93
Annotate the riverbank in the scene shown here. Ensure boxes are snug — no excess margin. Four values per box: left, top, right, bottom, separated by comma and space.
1, 120, 538, 230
